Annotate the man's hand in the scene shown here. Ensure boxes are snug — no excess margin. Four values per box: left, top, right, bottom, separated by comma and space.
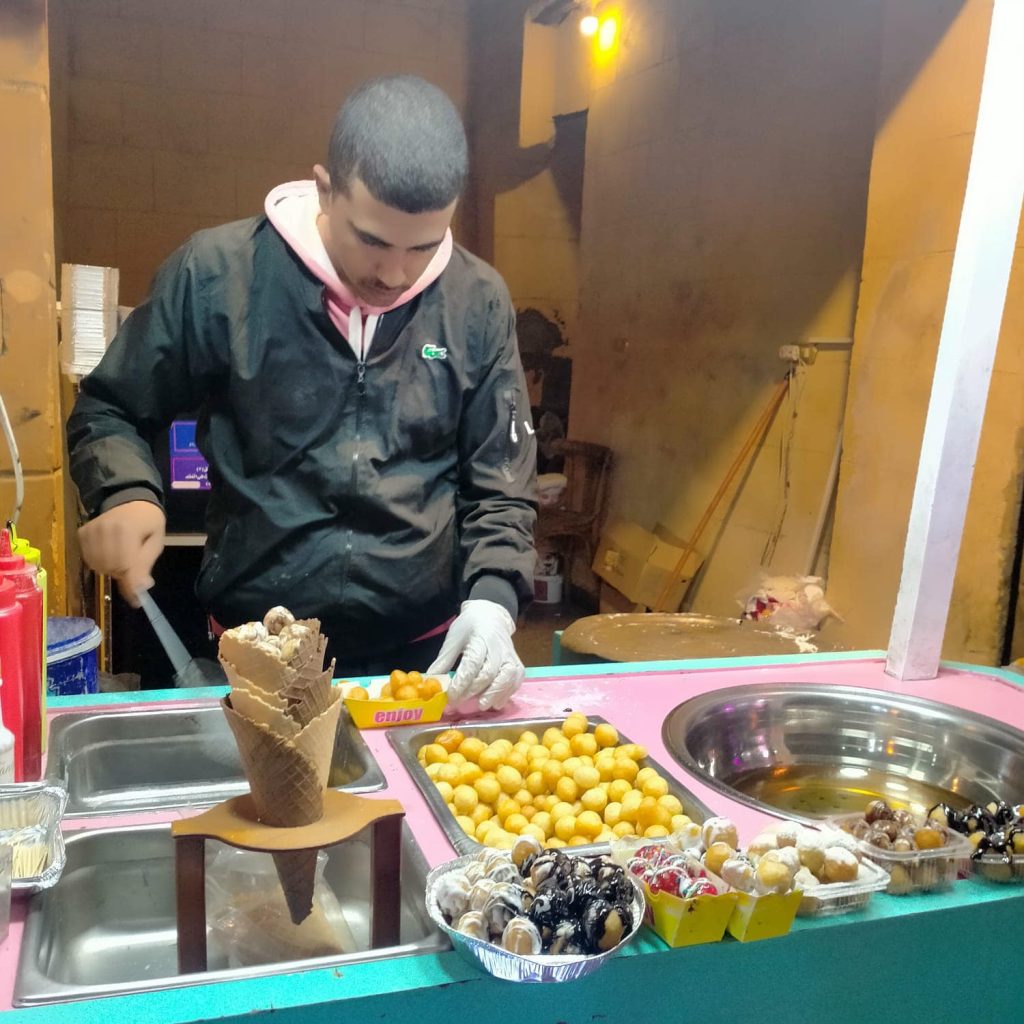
78, 500, 166, 606
427, 600, 525, 713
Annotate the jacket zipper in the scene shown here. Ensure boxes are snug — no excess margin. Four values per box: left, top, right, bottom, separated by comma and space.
339, 327, 372, 605
502, 388, 517, 483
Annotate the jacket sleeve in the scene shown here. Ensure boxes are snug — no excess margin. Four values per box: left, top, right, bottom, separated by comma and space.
456, 283, 538, 616
67, 240, 216, 518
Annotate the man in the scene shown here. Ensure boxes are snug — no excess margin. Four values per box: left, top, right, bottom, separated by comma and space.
67, 76, 537, 712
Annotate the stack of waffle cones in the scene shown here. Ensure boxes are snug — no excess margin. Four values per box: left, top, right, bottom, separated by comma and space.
219, 608, 343, 924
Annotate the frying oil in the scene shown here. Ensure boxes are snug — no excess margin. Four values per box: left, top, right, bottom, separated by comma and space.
727, 764, 972, 818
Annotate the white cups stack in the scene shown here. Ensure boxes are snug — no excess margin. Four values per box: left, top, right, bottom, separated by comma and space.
59, 263, 119, 380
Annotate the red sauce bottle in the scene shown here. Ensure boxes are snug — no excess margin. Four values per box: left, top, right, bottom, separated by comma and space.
0, 530, 42, 779
0, 579, 25, 780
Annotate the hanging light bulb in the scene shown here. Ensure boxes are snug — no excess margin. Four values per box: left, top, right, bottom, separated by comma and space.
580, 12, 599, 36
598, 15, 618, 50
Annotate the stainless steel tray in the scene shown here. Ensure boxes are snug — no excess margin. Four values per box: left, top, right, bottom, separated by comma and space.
14, 821, 448, 1005
46, 702, 385, 818
389, 715, 714, 857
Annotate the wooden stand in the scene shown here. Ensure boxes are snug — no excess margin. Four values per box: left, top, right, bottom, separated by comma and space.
171, 790, 405, 974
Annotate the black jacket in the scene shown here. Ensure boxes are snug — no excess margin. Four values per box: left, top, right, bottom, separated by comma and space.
67, 217, 537, 659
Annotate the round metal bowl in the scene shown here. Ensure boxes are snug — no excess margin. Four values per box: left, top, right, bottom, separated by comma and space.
425, 855, 645, 983
662, 684, 1024, 821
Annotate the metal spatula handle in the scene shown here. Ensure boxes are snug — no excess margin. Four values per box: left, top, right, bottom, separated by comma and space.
136, 588, 194, 680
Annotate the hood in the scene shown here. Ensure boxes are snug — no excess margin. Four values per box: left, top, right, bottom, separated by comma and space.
264, 180, 453, 350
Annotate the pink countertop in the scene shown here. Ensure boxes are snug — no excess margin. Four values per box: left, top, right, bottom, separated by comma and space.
2, 654, 1022, 1011
361, 656, 1024, 864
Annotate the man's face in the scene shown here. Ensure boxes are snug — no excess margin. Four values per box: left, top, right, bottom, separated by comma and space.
314, 165, 456, 307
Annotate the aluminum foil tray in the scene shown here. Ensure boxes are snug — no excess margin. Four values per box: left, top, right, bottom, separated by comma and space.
389, 715, 713, 857
0, 784, 68, 893
425, 853, 645, 983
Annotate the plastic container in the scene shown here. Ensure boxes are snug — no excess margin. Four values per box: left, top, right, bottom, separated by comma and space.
341, 677, 448, 730
796, 856, 891, 916
971, 852, 1024, 883
0, 584, 25, 780
0, 532, 42, 779
830, 813, 972, 895
46, 618, 102, 697
534, 573, 563, 604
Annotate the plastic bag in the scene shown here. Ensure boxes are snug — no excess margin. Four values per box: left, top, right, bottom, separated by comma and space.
205, 846, 358, 969
537, 472, 568, 508
740, 573, 838, 632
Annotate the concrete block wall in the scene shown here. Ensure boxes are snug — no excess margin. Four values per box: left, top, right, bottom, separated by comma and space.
829, 0, 1024, 663
567, 0, 884, 614
50, 0, 470, 305
0, 0, 67, 613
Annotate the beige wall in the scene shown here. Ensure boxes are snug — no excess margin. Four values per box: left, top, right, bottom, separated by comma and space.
0, 0, 67, 613
829, 0, 1024, 663
466, 2, 583, 340
50, 0, 470, 306
566, 0, 883, 612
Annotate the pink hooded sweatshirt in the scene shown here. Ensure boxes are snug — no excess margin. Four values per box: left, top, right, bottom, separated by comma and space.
265, 181, 453, 360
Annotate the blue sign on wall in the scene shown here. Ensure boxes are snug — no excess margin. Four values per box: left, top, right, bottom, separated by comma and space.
169, 421, 210, 491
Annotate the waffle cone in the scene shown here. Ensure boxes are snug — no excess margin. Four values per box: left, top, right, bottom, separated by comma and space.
283, 668, 336, 728
230, 683, 301, 739
272, 848, 320, 925
218, 637, 291, 694
221, 659, 288, 707
292, 687, 343, 789
222, 698, 324, 826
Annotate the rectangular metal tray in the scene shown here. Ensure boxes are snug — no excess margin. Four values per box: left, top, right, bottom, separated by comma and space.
14, 821, 448, 1005
46, 702, 385, 818
389, 715, 714, 857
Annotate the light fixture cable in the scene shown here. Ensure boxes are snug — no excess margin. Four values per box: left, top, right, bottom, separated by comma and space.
0, 388, 24, 527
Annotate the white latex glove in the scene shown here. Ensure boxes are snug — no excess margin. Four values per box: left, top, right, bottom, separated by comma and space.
427, 600, 524, 713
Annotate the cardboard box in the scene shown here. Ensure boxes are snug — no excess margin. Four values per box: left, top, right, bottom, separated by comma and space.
592, 521, 702, 611
599, 582, 637, 614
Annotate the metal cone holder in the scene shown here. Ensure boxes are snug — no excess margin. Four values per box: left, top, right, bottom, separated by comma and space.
172, 789, 405, 973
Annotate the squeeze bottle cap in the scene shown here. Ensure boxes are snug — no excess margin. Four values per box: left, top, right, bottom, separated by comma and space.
0, 530, 25, 573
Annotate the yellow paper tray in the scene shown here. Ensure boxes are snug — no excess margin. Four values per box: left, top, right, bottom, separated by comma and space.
646, 884, 738, 947
726, 888, 802, 942
342, 678, 449, 730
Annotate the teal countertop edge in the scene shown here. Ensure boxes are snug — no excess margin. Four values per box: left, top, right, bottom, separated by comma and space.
27, 650, 1024, 1023
8, 878, 1023, 1023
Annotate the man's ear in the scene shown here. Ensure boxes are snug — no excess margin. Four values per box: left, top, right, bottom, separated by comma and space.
313, 164, 333, 214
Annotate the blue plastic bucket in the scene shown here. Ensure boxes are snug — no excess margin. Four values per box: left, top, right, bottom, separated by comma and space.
46, 617, 102, 697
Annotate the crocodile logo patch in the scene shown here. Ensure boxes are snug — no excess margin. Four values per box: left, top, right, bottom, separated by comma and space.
421, 344, 448, 360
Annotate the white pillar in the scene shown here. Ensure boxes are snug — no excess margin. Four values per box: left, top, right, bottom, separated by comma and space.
886, 0, 1024, 680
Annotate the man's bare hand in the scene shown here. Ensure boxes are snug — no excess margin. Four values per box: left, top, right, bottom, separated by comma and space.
78, 500, 166, 605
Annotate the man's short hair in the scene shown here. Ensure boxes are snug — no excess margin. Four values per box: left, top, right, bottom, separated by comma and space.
327, 75, 468, 213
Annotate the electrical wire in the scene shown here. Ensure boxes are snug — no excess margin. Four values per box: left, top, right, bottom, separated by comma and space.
0, 389, 23, 527
761, 365, 804, 567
